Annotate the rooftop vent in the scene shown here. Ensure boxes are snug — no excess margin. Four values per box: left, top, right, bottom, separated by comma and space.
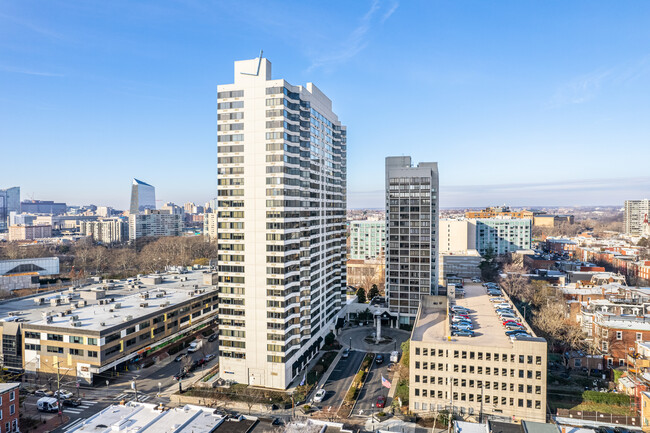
140, 303, 149, 308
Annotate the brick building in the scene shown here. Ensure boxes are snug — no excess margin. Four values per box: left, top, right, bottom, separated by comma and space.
0, 383, 20, 433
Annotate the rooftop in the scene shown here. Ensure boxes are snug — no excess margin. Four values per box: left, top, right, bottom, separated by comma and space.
0, 268, 217, 332
411, 283, 542, 347
70, 402, 224, 433
0, 383, 20, 394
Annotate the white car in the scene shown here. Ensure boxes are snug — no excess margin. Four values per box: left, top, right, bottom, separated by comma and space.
54, 390, 73, 400
187, 342, 200, 353
313, 389, 326, 403
494, 303, 511, 309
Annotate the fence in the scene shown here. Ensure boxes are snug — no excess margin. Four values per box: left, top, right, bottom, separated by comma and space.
556, 408, 639, 427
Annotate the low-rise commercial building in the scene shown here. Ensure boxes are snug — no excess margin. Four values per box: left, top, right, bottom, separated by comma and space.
409, 286, 547, 422
0, 268, 218, 384
439, 250, 482, 282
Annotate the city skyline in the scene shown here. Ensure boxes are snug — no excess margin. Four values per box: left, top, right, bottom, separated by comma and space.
2, 1, 650, 208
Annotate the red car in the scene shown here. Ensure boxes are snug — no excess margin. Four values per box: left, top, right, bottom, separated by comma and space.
376, 396, 386, 408
502, 320, 522, 327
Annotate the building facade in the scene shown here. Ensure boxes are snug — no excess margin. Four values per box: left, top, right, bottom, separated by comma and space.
8, 224, 52, 241
20, 200, 67, 215
475, 218, 531, 255
128, 210, 183, 240
0, 187, 20, 233
129, 179, 156, 215
385, 156, 439, 325
203, 212, 218, 241
0, 383, 20, 433
79, 218, 128, 244
439, 219, 476, 254
409, 293, 547, 422
215, 56, 347, 389
349, 220, 385, 260
465, 206, 534, 220
625, 199, 650, 237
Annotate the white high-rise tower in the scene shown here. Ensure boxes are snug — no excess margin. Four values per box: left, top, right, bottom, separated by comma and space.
216, 56, 347, 389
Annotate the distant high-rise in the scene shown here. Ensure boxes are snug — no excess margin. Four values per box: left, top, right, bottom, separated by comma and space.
385, 156, 439, 325
129, 179, 156, 215
128, 210, 182, 240
349, 220, 386, 260
21, 200, 66, 215
625, 199, 650, 236
0, 187, 20, 232
216, 56, 347, 389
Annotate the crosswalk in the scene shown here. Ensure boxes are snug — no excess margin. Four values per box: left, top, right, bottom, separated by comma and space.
62, 400, 99, 415
114, 393, 151, 402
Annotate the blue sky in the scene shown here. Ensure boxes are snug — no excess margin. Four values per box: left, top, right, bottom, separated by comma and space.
1, 1, 650, 209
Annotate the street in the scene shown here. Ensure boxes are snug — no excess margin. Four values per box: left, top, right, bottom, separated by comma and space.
314, 349, 364, 410
354, 352, 391, 416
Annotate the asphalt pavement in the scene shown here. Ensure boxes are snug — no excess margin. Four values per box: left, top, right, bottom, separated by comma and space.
314, 350, 364, 411
354, 352, 391, 416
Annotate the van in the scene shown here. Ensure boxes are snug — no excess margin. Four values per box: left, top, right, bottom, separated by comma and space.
390, 351, 399, 363
37, 397, 59, 413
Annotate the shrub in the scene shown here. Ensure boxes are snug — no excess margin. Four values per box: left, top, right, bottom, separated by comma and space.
324, 331, 336, 346
582, 390, 630, 406
400, 340, 410, 368
345, 386, 358, 402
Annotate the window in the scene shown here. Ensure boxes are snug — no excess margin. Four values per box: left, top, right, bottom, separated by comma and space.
24, 331, 40, 339
70, 336, 83, 344
415, 348, 420, 355
88, 351, 98, 358
47, 334, 63, 341
87, 338, 97, 345
619, 359, 625, 367
69, 348, 82, 356
637, 332, 643, 341
8, 392, 13, 402
8, 407, 13, 416
47, 346, 63, 354
616, 331, 623, 340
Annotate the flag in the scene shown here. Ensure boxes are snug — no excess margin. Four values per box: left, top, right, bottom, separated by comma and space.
300, 374, 306, 386
381, 375, 391, 389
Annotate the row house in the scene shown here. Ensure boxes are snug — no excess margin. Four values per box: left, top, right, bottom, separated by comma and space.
588, 313, 650, 368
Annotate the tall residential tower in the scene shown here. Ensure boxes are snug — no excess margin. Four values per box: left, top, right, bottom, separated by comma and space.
625, 199, 650, 237
216, 56, 347, 389
385, 157, 439, 325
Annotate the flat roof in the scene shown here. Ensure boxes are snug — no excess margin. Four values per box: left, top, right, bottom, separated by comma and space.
0, 269, 217, 332
70, 402, 224, 433
412, 284, 541, 347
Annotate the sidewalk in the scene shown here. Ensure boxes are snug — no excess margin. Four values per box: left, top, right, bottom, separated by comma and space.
286, 348, 343, 396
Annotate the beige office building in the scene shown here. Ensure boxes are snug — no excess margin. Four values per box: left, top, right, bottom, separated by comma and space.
409, 287, 547, 422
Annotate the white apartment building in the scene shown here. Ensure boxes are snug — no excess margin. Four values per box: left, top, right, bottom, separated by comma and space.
349, 220, 385, 260
128, 210, 183, 240
625, 199, 650, 236
203, 212, 218, 240
80, 218, 127, 244
439, 219, 476, 254
216, 56, 347, 389
385, 156, 439, 325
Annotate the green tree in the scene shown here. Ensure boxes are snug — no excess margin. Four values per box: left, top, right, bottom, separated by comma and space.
356, 287, 367, 303
368, 284, 380, 301
479, 248, 499, 281
400, 339, 410, 368
324, 331, 335, 347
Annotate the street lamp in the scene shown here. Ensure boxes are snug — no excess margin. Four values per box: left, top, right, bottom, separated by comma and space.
158, 382, 162, 396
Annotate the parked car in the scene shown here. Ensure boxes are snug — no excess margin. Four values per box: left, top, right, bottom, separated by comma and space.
504, 324, 526, 331
174, 353, 185, 362
208, 334, 218, 343
494, 303, 511, 309
187, 342, 200, 353
499, 314, 517, 321
34, 389, 53, 397
489, 297, 506, 303
376, 354, 384, 364
451, 329, 475, 337
452, 323, 473, 331
509, 333, 531, 341
204, 354, 216, 362
502, 320, 523, 327
62, 398, 81, 407
54, 390, 73, 400
505, 329, 529, 336
173, 371, 188, 381
313, 389, 326, 403
341, 348, 350, 358
471, 278, 481, 283
452, 316, 471, 322
376, 396, 386, 408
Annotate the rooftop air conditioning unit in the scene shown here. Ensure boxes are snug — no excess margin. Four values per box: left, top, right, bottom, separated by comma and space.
124, 315, 133, 321
100, 322, 106, 326
71, 321, 82, 327
46, 316, 53, 324
140, 303, 148, 308
156, 293, 164, 298
114, 303, 121, 309
109, 309, 114, 312
160, 302, 170, 308
71, 315, 79, 321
